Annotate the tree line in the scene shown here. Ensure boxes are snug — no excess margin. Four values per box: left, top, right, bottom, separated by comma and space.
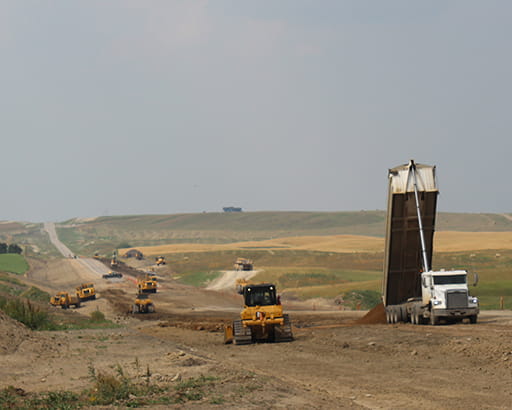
0, 243, 23, 254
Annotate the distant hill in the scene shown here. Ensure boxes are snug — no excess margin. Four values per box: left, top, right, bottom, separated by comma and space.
55, 211, 512, 256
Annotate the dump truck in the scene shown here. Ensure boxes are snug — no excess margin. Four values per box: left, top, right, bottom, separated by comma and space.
132, 293, 155, 314
76, 283, 96, 301
224, 280, 293, 344
234, 258, 253, 271
383, 160, 479, 325
50, 291, 81, 309
137, 277, 157, 293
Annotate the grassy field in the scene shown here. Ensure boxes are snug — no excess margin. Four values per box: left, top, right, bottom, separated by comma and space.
0, 254, 29, 275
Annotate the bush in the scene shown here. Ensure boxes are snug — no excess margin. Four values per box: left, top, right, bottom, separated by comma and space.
90, 309, 106, 322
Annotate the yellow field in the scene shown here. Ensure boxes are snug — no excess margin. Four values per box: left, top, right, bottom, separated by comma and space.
125, 231, 512, 256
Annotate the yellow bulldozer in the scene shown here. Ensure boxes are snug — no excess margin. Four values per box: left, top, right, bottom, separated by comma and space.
50, 291, 81, 309
76, 283, 96, 301
155, 256, 166, 266
137, 277, 157, 294
132, 293, 155, 314
224, 279, 293, 345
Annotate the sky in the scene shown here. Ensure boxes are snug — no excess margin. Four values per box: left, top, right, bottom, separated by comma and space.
1, 1, 512, 222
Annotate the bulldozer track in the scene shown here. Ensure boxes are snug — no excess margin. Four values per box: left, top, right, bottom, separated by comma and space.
233, 319, 252, 345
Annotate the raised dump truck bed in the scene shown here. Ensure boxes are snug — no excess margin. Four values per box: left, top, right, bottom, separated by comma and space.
382, 160, 478, 325
383, 161, 438, 307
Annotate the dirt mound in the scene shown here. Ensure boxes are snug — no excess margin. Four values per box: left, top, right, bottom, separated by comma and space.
0, 310, 31, 354
355, 303, 386, 324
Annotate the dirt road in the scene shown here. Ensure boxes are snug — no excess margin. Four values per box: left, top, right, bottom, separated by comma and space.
4, 253, 512, 408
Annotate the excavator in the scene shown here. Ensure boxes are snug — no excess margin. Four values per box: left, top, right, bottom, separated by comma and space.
224, 279, 293, 345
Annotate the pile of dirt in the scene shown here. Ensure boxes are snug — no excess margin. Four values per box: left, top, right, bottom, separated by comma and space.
355, 303, 386, 324
0, 310, 31, 354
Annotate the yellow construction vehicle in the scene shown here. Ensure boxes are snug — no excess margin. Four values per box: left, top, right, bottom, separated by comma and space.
132, 293, 155, 314
50, 291, 81, 309
111, 250, 119, 267
234, 258, 253, 271
76, 283, 96, 301
145, 271, 157, 281
224, 280, 293, 345
137, 277, 157, 293
155, 256, 166, 266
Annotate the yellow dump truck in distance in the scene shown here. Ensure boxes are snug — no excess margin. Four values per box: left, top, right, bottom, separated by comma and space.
50, 292, 81, 309
76, 283, 96, 301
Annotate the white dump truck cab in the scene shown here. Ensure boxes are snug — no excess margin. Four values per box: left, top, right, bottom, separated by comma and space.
421, 269, 479, 323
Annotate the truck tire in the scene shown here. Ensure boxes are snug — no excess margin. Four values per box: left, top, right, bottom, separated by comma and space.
469, 315, 477, 324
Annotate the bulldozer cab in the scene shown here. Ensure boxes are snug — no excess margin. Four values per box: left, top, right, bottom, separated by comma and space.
244, 284, 277, 307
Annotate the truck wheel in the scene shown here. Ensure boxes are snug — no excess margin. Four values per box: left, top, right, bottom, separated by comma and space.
469, 315, 477, 324
394, 307, 402, 323
385, 309, 392, 324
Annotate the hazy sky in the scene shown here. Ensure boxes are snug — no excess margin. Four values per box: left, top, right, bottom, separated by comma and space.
2, 1, 512, 222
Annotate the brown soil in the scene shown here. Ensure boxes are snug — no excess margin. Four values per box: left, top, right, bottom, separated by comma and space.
2, 258, 512, 408
0, 310, 31, 354
355, 302, 387, 324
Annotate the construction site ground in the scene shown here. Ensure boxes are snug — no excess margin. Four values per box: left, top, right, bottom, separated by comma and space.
2, 258, 512, 409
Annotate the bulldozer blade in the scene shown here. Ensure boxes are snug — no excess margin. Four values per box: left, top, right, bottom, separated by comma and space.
224, 324, 234, 344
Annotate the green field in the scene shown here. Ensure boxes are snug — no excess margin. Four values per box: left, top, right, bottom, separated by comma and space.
0, 254, 29, 274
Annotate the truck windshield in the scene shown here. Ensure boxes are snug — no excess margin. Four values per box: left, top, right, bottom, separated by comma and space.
433, 275, 466, 285
244, 287, 276, 306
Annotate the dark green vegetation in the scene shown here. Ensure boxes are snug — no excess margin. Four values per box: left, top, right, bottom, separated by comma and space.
0, 242, 22, 254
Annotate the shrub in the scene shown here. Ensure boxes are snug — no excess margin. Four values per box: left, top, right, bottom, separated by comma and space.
0, 299, 54, 330
90, 309, 106, 322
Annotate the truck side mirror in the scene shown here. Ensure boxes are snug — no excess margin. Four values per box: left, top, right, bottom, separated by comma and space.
473, 272, 479, 287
